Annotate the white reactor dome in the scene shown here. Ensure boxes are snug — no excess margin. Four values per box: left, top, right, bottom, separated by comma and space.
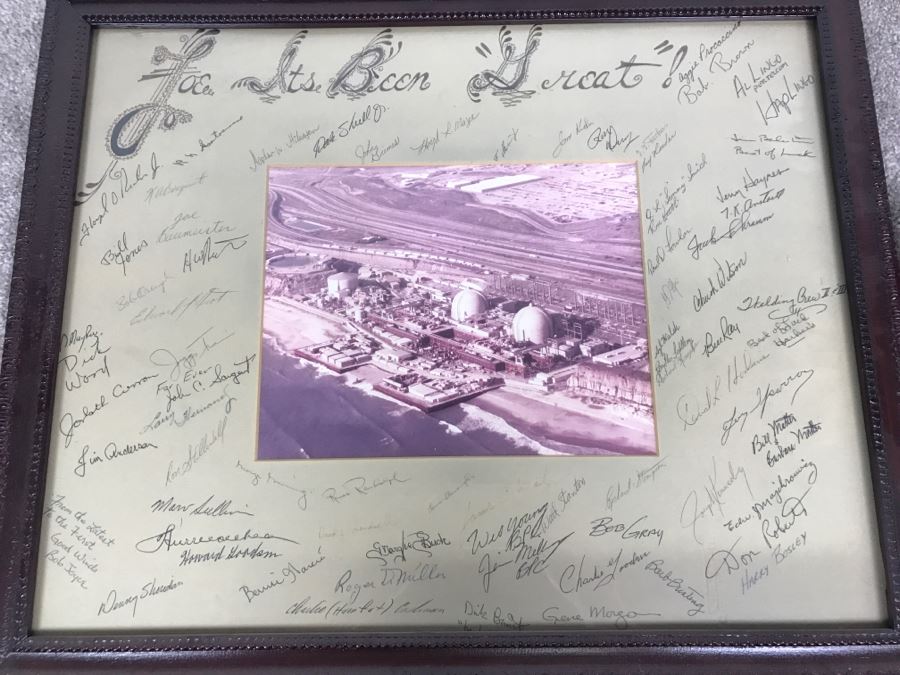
511, 305, 552, 345
450, 289, 488, 321
327, 271, 359, 296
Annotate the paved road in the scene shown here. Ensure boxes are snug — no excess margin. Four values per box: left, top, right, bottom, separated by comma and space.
269, 171, 646, 302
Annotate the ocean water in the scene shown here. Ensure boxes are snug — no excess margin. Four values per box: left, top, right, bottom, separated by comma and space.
258, 340, 543, 460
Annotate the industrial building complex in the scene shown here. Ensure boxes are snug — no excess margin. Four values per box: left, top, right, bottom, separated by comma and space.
261, 162, 657, 456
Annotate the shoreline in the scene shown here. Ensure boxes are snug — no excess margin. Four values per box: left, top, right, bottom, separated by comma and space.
474, 389, 654, 456
263, 296, 349, 349
261, 295, 657, 457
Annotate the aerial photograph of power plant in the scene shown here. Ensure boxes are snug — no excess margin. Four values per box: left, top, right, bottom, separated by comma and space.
258, 162, 656, 459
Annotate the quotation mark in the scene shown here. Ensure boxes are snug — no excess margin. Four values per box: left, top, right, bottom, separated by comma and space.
654, 40, 674, 55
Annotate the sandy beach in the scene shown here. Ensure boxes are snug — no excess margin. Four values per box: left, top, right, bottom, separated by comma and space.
473, 388, 655, 456
263, 297, 349, 349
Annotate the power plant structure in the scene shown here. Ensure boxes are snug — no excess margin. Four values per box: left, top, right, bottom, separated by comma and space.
270, 251, 650, 414
450, 288, 488, 322
511, 305, 553, 345
327, 271, 359, 297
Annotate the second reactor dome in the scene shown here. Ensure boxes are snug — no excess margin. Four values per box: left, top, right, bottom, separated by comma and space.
511, 305, 552, 345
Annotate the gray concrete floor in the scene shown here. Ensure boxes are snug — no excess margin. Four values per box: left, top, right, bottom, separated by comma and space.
0, 1, 897, 342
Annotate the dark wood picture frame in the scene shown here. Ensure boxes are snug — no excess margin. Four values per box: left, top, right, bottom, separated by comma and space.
1, 0, 899, 672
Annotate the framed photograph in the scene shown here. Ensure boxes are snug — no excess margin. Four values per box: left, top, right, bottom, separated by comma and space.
1, 0, 899, 672
260, 160, 656, 461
